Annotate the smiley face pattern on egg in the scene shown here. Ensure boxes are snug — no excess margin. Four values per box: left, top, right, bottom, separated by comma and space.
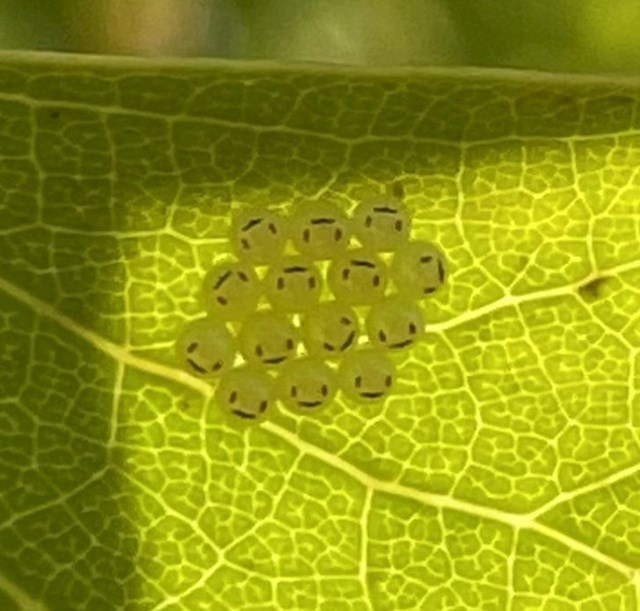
301, 301, 360, 359
338, 349, 396, 402
264, 259, 322, 313
215, 367, 274, 422
289, 202, 351, 259
352, 196, 411, 252
230, 208, 287, 264
238, 311, 298, 368
178, 186, 447, 423
201, 261, 261, 321
175, 318, 236, 377
366, 298, 425, 351
276, 358, 338, 413
391, 240, 447, 299
327, 249, 388, 306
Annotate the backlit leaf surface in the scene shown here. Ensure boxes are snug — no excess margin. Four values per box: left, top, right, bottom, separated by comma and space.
0, 53, 639, 610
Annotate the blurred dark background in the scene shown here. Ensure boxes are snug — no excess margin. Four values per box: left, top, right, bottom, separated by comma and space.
1, 0, 640, 74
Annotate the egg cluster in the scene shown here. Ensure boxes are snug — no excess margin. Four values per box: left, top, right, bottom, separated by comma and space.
175, 196, 447, 423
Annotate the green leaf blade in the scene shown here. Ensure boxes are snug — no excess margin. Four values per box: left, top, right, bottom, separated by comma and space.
0, 53, 639, 610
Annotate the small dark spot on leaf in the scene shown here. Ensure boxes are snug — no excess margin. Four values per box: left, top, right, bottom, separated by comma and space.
578, 276, 610, 301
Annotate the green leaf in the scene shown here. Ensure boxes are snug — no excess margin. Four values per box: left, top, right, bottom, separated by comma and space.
1, 52, 639, 610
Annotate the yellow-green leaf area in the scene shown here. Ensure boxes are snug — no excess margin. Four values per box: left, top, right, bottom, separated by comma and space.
0, 53, 639, 610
